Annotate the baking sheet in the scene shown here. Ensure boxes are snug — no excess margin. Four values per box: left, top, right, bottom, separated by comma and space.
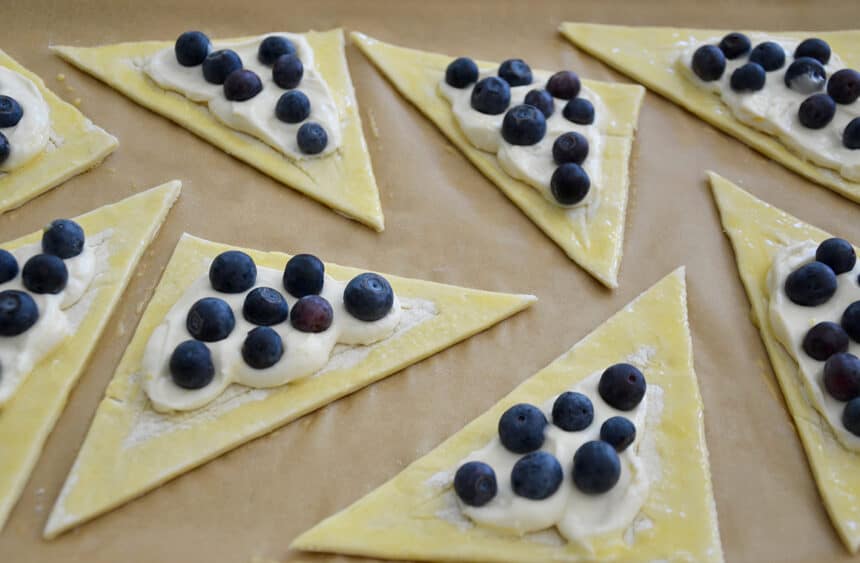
2, 0, 859, 561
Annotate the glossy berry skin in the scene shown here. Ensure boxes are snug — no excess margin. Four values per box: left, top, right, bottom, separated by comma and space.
186, 297, 235, 342
243, 287, 289, 326
817, 238, 856, 274
289, 295, 333, 333
749, 41, 786, 72
784, 261, 837, 306
202, 49, 243, 85
0, 290, 38, 336
453, 461, 497, 507
598, 363, 647, 411
0, 95, 24, 128
498, 403, 547, 454
275, 90, 311, 124
272, 54, 304, 89
22, 254, 68, 294
546, 71, 581, 100
343, 272, 394, 321
169, 340, 215, 390
258, 35, 296, 66
210, 250, 257, 293
223, 69, 263, 102
824, 353, 860, 401
572, 440, 621, 495
498, 59, 532, 87
730, 63, 766, 92
501, 104, 546, 146
795, 38, 831, 65
843, 398, 860, 436
550, 163, 590, 206
42, 219, 85, 259
510, 451, 563, 500
562, 98, 595, 125
600, 416, 637, 452
691, 45, 726, 81
283, 253, 325, 297
827, 69, 860, 105
845, 118, 860, 150
552, 132, 589, 165
242, 326, 284, 369
470, 76, 511, 115
842, 301, 860, 342
718, 32, 751, 59
445, 57, 479, 88
297, 122, 328, 155
0, 132, 9, 165
803, 322, 850, 361
523, 89, 554, 118
174, 31, 211, 67
552, 391, 594, 431
798, 94, 836, 129
0, 249, 18, 284
784, 57, 826, 94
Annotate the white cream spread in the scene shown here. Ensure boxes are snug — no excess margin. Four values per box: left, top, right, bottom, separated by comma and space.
144, 33, 341, 159
0, 66, 51, 172
768, 241, 860, 450
678, 34, 860, 181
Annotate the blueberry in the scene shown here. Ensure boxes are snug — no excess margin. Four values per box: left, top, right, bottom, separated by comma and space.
552, 132, 589, 165
510, 451, 563, 500
273, 54, 304, 89
845, 118, 860, 150
523, 89, 554, 118
784, 261, 837, 306
803, 322, 850, 361
498, 59, 532, 87
186, 297, 235, 342
242, 326, 284, 369
343, 272, 394, 322
546, 71, 581, 100
572, 440, 621, 494
453, 461, 497, 507
550, 163, 590, 205
784, 57, 826, 94
0, 290, 38, 336
445, 57, 479, 89
817, 238, 856, 274
0, 249, 18, 284
42, 219, 85, 259
730, 63, 766, 92
795, 38, 831, 65
223, 69, 263, 102
824, 353, 860, 401
243, 287, 289, 326
283, 253, 324, 297
202, 49, 242, 85
501, 104, 546, 146
600, 416, 637, 452
718, 32, 752, 60
275, 90, 311, 124
691, 45, 726, 81
297, 122, 328, 155
498, 403, 547, 454
0, 132, 9, 165
0, 95, 24, 128
843, 398, 860, 436
798, 94, 836, 129
22, 254, 67, 294
470, 76, 511, 115
209, 251, 256, 293
562, 98, 595, 125
843, 301, 860, 342
174, 31, 211, 67
598, 363, 647, 411
551, 391, 593, 431
749, 41, 785, 72
258, 35, 296, 66
169, 340, 215, 390
290, 295, 333, 333
828, 69, 860, 105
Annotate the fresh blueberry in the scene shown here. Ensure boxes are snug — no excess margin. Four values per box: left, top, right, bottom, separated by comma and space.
749, 41, 786, 72
510, 451, 563, 500
718, 32, 752, 59
453, 461, 497, 507
843, 398, 860, 436
550, 163, 590, 205
817, 238, 856, 274
498, 59, 532, 87
784, 261, 837, 306
730, 63, 766, 92
22, 254, 67, 294
174, 31, 211, 67
275, 90, 311, 124
0, 249, 17, 284
501, 104, 546, 146
202, 49, 242, 85
343, 272, 394, 322
445, 57, 479, 88
498, 403, 547, 454
600, 416, 637, 452
283, 253, 324, 297
798, 94, 836, 129
223, 69, 263, 102
290, 295, 333, 333
551, 391, 594, 431
784, 57, 826, 94
186, 297, 235, 342
572, 440, 621, 494
803, 322, 850, 361
552, 132, 589, 165
828, 69, 860, 105
297, 122, 328, 155
824, 353, 860, 401
842, 301, 860, 342
795, 38, 831, 65
0, 132, 9, 165
0, 95, 24, 128
42, 219, 85, 259
0, 290, 38, 336
523, 89, 554, 118
242, 326, 284, 369
470, 76, 511, 115
243, 287, 289, 326
546, 70, 581, 100
272, 54, 304, 89
258, 35, 296, 66
210, 250, 256, 293
562, 98, 595, 125
845, 118, 860, 150
169, 340, 215, 389
691, 45, 726, 81
598, 363, 647, 411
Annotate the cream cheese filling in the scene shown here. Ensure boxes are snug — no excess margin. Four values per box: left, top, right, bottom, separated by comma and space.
0, 66, 51, 172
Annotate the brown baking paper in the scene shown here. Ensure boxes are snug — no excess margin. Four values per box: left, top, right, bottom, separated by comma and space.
2, 1, 860, 562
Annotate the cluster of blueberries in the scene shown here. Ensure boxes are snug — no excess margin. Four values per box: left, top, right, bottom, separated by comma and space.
0, 219, 86, 337
454, 363, 646, 507
445, 57, 595, 206
691, 33, 860, 148
173, 31, 329, 155
782, 238, 860, 435
0, 94, 25, 165
168, 251, 395, 390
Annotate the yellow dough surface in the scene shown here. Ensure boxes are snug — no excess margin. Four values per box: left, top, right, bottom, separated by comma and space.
44, 234, 536, 538
351, 32, 645, 289
0, 49, 117, 214
559, 23, 860, 204
292, 268, 723, 563
0, 180, 180, 532
710, 171, 860, 552
52, 30, 384, 231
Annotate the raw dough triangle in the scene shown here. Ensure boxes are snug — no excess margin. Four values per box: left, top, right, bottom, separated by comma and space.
0, 180, 180, 532
559, 22, 860, 203
52, 29, 384, 231
291, 268, 723, 562
709, 171, 860, 552
351, 32, 645, 289
0, 49, 117, 214
43, 234, 536, 538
